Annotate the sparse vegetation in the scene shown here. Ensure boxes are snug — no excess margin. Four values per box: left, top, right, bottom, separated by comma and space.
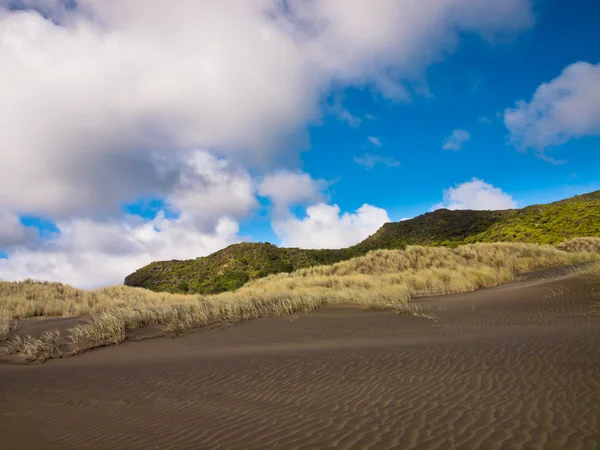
1, 317, 15, 342
125, 191, 600, 294
577, 260, 600, 279
2, 241, 599, 362
4, 331, 62, 362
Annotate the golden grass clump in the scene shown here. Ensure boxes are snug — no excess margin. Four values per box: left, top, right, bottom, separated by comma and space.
0, 311, 19, 342
577, 261, 600, 278
1, 241, 599, 361
287, 242, 595, 278
4, 331, 62, 362
556, 237, 600, 254
0, 279, 196, 320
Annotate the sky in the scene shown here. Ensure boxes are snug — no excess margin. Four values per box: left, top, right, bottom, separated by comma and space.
0, 0, 599, 288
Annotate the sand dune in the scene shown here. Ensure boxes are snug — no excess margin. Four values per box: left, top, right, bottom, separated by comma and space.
1, 270, 599, 449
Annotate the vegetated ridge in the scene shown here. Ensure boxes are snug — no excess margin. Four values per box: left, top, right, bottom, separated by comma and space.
4, 241, 600, 361
124, 190, 600, 294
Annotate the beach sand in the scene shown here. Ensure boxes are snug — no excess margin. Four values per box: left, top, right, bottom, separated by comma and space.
1, 269, 599, 449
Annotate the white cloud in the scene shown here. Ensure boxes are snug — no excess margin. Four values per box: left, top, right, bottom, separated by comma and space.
367, 136, 383, 147
504, 61, 600, 153
354, 153, 400, 170
257, 170, 327, 215
433, 178, 517, 211
0, 209, 37, 249
0, 150, 254, 287
0, 0, 532, 218
0, 214, 241, 288
442, 129, 471, 151
273, 203, 390, 249
0, 0, 534, 285
478, 116, 492, 124
168, 151, 256, 232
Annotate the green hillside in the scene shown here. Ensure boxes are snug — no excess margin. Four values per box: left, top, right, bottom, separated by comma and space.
124, 243, 353, 294
124, 190, 600, 294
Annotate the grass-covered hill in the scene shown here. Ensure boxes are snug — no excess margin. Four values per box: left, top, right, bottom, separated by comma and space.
124, 243, 353, 294
124, 190, 600, 294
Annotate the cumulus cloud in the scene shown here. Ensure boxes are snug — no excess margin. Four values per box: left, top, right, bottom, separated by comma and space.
433, 178, 517, 211
0, 209, 38, 249
273, 203, 390, 249
353, 153, 400, 170
0, 214, 241, 288
257, 170, 328, 216
504, 61, 600, 154
442, 129, 471, 151
0, 0, 532, 217
0, 0, 534, 285
168, 151, 256, 231
0, 150, 254, 287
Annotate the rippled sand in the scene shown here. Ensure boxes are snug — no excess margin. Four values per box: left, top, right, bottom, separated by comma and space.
1, 269, 599, 449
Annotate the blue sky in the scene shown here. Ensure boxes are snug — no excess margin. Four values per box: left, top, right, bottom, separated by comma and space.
245, 0, 600, 242
0, 0, 599, 286
311, 0, 599, 209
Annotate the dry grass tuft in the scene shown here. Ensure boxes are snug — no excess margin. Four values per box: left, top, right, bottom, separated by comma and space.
3, 330, 62, 362
556, 237, 600, 254
576, 261, 600, 279
0, 280, 194, 320
1, 241, 598, 361
0, 313, 19, 342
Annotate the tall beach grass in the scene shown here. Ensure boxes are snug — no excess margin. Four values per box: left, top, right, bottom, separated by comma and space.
2, 240, 600, 361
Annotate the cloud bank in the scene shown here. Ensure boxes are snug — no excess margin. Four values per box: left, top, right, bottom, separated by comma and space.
0, 0, 534, 286
0, 214, 241, 288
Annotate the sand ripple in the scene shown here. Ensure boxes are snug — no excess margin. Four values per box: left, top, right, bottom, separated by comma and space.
1, 274, 599, 449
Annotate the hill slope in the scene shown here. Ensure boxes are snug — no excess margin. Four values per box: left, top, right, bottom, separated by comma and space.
124, 243, 352, 294
124, 190, 600, 294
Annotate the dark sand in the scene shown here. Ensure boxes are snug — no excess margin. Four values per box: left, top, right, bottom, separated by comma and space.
1, 271, 599, 449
